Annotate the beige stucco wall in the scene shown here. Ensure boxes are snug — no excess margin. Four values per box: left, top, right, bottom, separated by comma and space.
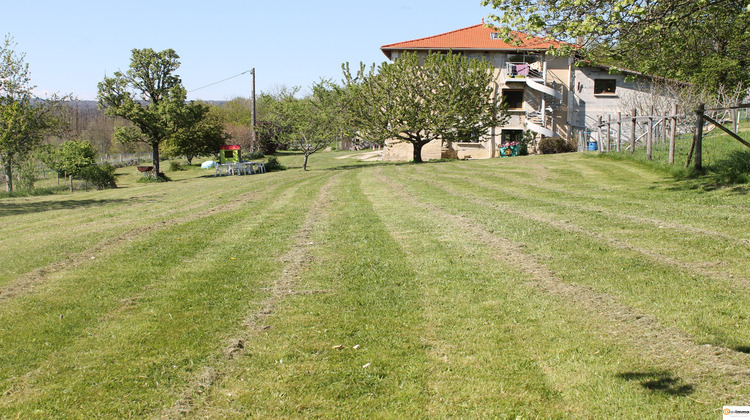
380, 51, 581, 161
381, 138, 491, 161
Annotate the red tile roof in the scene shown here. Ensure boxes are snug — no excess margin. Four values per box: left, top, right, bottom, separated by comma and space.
380, 24, 567, 59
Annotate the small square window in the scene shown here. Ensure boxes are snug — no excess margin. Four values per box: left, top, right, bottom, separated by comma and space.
594, 79, 617, 95
502, 89, 524, 109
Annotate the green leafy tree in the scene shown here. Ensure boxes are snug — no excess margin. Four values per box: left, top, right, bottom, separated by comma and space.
165, 104, 228, 165
215, 97, 254, 127
254, 120, 286, 155
38, 143, 62, 185
57, 139, 96, 192
255, 91, 295, 154
261, 82, 348, 171
343, 52, 508, 163
0, 35, 67, 192
482, 0, 750, 89
97, 48, 189, 178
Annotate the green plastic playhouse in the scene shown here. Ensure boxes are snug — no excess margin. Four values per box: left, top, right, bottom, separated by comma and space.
220, 145, 241, 164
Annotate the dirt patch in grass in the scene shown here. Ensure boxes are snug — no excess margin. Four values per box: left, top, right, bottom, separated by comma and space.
239, 173, 338, 346
335, 151, 382, 161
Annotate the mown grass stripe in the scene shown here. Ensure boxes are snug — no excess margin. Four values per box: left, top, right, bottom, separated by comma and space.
439, 158, 750, 233
0, 172, 333, 417
386, 163, 750, 353
374, 166, 750, 416
388, 164, 750, 349
192, 168, 429, 417
407, 161, 750, 279
415, 169, 750, 284
0, 171, 292, 289
0, 171, 301, 298
163, 171, 343, 418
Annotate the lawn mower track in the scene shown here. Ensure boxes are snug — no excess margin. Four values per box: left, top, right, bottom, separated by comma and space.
375, 168, 750, 403
3, 154, 749, 416
0, 179, 285, 304
163, 172, 339, 418
433, 163, 748, 248
419, 173, 748, 288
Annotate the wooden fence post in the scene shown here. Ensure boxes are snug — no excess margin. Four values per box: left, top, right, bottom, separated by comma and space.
597, 115, 603, 154
669, 103, 677, 165
617, 112, 622, 152
630, 109, 637, 155
695, 103, 704, 170
606, 115, 611, 152
733, 104, 739, 133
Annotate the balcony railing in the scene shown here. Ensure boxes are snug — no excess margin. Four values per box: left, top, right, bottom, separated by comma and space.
506, 62, 543, 80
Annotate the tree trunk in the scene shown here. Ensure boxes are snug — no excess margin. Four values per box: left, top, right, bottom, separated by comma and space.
412, 142, 425, 163
3, 156, 13, 192
152, 143, 160, 178
302, 153, 310, 171
69, 175, 73, 193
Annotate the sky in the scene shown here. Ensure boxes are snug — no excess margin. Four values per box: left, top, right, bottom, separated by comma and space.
1, 0, 497, 101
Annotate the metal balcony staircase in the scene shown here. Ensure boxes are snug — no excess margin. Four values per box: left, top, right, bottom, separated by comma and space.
506, 62, 564, 138
526, 111, 557, 138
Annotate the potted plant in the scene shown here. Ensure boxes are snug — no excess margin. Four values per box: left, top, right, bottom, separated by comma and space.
499, 141, 521, 157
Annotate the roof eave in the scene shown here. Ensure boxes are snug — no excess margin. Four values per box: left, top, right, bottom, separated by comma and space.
380, 46, 555, 60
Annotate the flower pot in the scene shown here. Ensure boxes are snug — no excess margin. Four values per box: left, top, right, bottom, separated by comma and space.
499, 145, 520, 157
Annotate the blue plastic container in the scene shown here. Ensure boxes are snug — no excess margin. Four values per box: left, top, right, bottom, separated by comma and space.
588, 142, 598, 151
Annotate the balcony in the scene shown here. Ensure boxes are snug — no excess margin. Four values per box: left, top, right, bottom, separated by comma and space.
505, 62, 543, 80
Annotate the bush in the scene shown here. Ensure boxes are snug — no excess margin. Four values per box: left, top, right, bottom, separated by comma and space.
0, 185, 68, 199
137, 174, 170, 183
81, 163, 118, 189
264, 156, 285, 172
713, 150, 750, 184
16, 158, 38, 191
539, 137, 576, 154
245, 150, 265, 160
169, 161, 184, 171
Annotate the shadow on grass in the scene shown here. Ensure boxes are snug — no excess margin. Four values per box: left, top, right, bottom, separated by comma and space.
734, 346, 750, 354
616, 371, 695, 396
664, 177, 750, 194
596, 147, 750, 193
0, 198, 131, 217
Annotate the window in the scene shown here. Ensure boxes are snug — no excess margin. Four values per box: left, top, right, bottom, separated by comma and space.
594, 79, 617, 95
501, 130, 524, 144
502, 89, 524, 109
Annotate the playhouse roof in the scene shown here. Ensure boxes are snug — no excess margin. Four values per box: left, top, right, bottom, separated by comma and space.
380, 24, 568, 59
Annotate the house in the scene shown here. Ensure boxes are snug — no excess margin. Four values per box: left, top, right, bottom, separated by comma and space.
378, 23, 672, 160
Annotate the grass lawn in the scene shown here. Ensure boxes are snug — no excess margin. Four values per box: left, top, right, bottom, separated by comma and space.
0, 149, 748, 418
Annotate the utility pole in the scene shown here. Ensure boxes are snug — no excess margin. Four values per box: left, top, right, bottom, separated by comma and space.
251, 68, 256, 129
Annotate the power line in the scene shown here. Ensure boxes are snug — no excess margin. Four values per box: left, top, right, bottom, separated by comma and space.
188, 69, 252, 93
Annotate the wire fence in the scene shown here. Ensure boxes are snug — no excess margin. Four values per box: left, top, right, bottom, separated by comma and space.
585, 105, 750, 169
1, 152, 154, 190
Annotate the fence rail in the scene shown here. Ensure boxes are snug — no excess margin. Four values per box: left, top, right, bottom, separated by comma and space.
1, 152, 154, 190
588, 104, 750, 169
